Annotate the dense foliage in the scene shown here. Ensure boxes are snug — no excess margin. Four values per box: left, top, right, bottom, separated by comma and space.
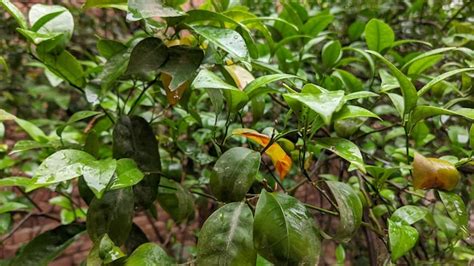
0, 0, 473, 265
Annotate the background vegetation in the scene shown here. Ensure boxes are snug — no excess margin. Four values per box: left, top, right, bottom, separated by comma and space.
0, 0, 473, 265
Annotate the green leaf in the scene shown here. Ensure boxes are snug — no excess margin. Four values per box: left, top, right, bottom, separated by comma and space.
348, 20, 365, 41
98, 50, 130, 90
470, 124, 474, 151
317, 137, 366, 173
283, 90, 345, 125
97, 39, 127, 59
0, 202, 29, 214
388, 219, 419, 261
433, 214, 458, 239
197, 202, 256, 265
407, 54, 443, 76
0, 176, 32, 188
40, 50, 85, 88
344, 91, 378, 101
29, 4, 74, 39
31, 149, 95, 189
333, 105, 380, 121
438, 191, 468, 231
193, 69, 248, 111
113, 116, 161, 209
83, 0, 128, 10
333, 69, 363, 92
193, 69, 238, 91
0, 109, 48, 142
159, 46, 203, 91
0, 0, 27, 29
401, 47, 473, 71
364, 19, 395, 53
30, 10, 65, 32
157, 178, 194, 223
110, 158, 144, 190
10, 224, 85, 266
322, 40, 342, 67
126, 37, 168, 75
125, 224, 149, 254
417, 68, 474, 96
87, 188, 134, 245
11, 140, 51, 154
0, 213, 11, 235
98, 234, 125, 264
391, 39, 432, 49
326, 181, 363, 241
387, 92, 404, 118
245, 74, 303, 99
127, 0, 184, 21
302, 13, 334, 36
210, 147, 260, 202
366, 50, 417, 115
125, 243, 175, 265
336, 244, 346, 264
343, 47, 376, 82
391, 205, 428, 225
409, 106, 473, 129
191, 26, 249, 62
82, 158, 117, 199
67, 111, 101, 124
254, 191, 321, 265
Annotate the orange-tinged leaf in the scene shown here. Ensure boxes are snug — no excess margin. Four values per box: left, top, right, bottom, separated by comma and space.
412, 153, 460, 191
233, 128, 292, 180
224, 65, 255, 90
161, 73, 188, 105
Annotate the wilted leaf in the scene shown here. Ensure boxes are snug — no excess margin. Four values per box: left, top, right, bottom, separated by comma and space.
224, 64, 254, 90
160, 46, 203, 91
233, 128, 292, 179
412, 153, 460, 191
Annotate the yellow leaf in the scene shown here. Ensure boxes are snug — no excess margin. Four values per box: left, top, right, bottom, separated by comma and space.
233, 128, 292, 180
161, 73, 188, 105
412, 153, 460, 191
224, 65, 254, 90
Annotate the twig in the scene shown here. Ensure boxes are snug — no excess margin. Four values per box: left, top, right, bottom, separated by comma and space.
441, 0, 471, 30
304, 203, 338, 216
128, 77, 158, 115
0, 212, 60, 242
17, 187, 43, 212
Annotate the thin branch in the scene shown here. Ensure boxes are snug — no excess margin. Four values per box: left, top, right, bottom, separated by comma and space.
128, 77, 158, 115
